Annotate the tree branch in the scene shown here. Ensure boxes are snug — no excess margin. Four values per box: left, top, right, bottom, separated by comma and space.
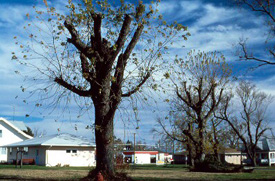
240, 42, 275, 65
112, 14, 132, 59
64, 20, 90, 58
54, 77, 91, 97
91, 13, 103, 48
121, 71, 151, 97
122, 23, 144, 61
175, 81, 193, 110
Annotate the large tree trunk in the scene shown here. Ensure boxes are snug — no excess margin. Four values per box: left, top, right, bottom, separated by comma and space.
95, 112, 115, 174
89, 99, 118, 180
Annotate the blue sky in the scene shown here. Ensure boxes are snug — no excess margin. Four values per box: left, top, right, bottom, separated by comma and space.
0, 0, 275, 145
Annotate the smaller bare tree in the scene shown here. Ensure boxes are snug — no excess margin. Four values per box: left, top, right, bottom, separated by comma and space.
217, 81, 273, 166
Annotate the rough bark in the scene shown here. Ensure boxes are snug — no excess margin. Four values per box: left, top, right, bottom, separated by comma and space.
94, 102, 116, 176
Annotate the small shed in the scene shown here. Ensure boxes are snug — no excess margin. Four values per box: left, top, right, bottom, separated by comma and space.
5, 133, 96, 167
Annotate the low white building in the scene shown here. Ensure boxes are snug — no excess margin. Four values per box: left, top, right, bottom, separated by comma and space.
6, 133, 96, 167
123, 151, 170, 164
0, 117, 32, 162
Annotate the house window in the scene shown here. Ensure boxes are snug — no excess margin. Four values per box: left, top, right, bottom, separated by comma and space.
9, 148, 12, 155
72, 150, 77, 153
1, 148, 6, 155
0, 130, 2, 137
66, 150, 71, 153
23, 147, 28, 155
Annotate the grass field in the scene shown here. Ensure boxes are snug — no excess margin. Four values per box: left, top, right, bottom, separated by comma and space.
0, 164, 275, 180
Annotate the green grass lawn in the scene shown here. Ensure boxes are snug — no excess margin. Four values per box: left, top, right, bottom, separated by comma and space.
130, 165, 275, 180
0, 164, 275, 180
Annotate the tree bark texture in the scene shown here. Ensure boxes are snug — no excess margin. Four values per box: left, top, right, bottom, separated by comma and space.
94, 102, 116, 176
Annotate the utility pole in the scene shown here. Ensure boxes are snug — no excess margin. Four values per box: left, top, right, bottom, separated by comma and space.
133, 133, 136, 164
173, 140, 175, 158
165, 140, 168, 153
124, 122, 126, 143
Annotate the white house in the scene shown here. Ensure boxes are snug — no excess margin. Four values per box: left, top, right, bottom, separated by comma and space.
0, 117, 32, 162
253, 138, 275, 166
6, 133, 96, 167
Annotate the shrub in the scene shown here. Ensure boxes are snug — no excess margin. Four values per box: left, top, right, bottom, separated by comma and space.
191, 155, 243, 173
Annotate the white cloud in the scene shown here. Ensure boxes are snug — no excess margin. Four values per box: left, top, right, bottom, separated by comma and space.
0, 0, 274, 145
0, 5, 26, 26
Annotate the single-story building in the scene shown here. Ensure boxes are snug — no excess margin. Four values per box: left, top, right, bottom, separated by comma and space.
123, 151, 158, 164
221, 138, 275, 166
122, 151, 172, 165
5, 133, 96, 167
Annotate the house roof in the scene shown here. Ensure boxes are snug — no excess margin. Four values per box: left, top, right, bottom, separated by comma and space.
5, 133, 96, 147
258, 138, 275, 151
220, 148, 241, 154
0, 117, 32, 139
244, 138, 275, 151
9, 121, 27, 131
123, 151, 159, 155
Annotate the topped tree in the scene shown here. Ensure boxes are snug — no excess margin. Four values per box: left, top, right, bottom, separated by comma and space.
14, 0, 189, 179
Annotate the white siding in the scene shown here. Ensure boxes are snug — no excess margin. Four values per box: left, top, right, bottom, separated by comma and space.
224, 153, 247, 165
225, 154, 241, 165
46, 147, 95, 167
135, 154, 151, 164
0, 122, 29, 162
7, 146, 95, 167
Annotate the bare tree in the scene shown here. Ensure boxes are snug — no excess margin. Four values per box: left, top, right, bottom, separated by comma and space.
159, 50, 231, 164
14, 0, 188, 178
217, 81, 273, 166
32, 127, 47, 137
155, 114, 197, 166
236, 0, 275, 67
